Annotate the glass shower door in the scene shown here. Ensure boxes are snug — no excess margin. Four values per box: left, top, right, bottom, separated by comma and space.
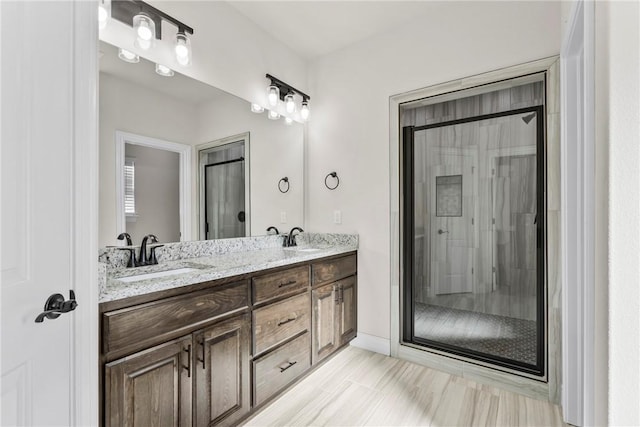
403, 107, 545, 376
204, 159, 245, 239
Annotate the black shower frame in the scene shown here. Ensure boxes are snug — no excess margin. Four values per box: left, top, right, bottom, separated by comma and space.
401, 105, 546, 377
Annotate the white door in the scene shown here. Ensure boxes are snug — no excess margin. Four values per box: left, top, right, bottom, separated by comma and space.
1, 2, 97, 426
429, 153, 476, 295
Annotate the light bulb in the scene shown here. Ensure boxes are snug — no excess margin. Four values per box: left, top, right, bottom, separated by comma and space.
174, 33, 191, 66
98, 0, 110, 30
284, 93, 296, 113
118, 48, 139, 63
284, 117, 293, 126
267, 85, 279, 107
268, 110, 280, 120
251, 103, 264, 113
137, 22, 152, 40
300, 101, 310, 121
133, 13, 155, 50
155, 64, 174, 77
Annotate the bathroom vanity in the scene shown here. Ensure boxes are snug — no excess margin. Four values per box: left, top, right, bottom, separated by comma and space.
99, 235, 357, 426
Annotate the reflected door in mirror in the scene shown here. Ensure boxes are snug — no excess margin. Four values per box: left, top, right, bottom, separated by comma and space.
201, 140, 248, 239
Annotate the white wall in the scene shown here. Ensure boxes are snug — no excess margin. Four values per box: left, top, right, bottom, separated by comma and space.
99, 73, 198, 246
125, 144, 180, 243
99, 1, 308, 120
196, 94, 304, 236
595, 1, 640, 425
307, 1, 561, 340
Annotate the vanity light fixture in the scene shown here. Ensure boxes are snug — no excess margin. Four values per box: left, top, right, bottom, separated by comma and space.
110, 1, 195, 63
133, 12, 155, 50
155, 63, 174, 77
265, 74, 311, 121
267, 110, 280, 120
300, 100, 310, 121
267, 85, 280, 107
174, 32, 191, 66
98, 0, 111, 30
118, 48, 140, 63
251, 103, 265, 113
284, 92, 296, 113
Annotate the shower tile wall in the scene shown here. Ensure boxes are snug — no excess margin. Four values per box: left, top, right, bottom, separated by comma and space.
404, 81, 543, 320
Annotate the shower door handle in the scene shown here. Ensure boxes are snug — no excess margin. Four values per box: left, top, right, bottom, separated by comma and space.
438, 229, 449, 235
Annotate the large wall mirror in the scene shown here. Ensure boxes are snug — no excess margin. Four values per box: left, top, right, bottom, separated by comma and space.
98, 41, 304, 247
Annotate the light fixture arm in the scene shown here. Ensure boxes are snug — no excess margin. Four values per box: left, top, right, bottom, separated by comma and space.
265, 74, 310, 102
111, 0, 194, 39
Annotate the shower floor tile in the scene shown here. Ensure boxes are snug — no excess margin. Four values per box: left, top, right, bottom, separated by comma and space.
414, 303, 537, 366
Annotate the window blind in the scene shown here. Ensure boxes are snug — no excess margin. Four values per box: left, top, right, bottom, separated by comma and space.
124, 158, 136, 215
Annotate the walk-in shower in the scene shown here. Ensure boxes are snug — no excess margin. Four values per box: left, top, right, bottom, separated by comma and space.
401, 78, 546, 376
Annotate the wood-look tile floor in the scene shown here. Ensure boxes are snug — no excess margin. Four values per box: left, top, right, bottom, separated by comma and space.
243, 346, 566, 427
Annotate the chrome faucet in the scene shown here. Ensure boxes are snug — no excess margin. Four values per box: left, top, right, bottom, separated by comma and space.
284, 227, 304, 247
138, 234, 158, 266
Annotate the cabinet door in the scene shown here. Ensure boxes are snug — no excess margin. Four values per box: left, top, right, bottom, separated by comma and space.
105, 335, 192, 427
194, 314, 250, 427
338, 276, 357, 345
311, 283, 339, 364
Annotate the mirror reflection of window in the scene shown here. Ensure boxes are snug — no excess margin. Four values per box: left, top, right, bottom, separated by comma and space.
124, 157, 136, 217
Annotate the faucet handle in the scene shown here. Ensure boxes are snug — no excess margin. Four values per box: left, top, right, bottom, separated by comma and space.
117, 247, 137, 268
148, 245, 164, 265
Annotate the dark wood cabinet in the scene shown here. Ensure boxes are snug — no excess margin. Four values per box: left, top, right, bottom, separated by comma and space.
311, 283, 339, 364
311, 265, 357, 364
102, 251, 357, 426
194, 314, 250, 427
337, 276, 357, 345
105, 335, 193, 427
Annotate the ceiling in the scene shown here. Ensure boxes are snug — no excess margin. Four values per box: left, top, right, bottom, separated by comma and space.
226, 1, 437, 61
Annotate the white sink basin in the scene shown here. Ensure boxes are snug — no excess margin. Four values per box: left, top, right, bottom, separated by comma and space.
118, 267, 199, 283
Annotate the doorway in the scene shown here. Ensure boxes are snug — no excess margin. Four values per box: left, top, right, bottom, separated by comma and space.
198, 133, 250, 239
115, 131, 192, 242
403, 102, 546, 376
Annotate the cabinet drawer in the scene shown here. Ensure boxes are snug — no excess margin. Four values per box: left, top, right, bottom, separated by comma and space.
253, 293, 310, 355
253, 332, 311, 406
311, 254, 357, 286
252, 265, 309, 305
103, 281, 248, 356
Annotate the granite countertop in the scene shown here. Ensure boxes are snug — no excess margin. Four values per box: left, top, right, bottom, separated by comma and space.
100, 244, 357, 304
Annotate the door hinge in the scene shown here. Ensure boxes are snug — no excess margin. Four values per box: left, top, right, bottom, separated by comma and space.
471, 267, 474, 274
492, 267, 496, 273
471, 218, 474, 225
471, 166, 475, 174
492, 168, 495, 175
492, 218, 495, 225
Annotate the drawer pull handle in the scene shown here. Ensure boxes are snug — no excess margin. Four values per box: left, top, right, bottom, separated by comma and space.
279, 361, 297, 372
184, 345, 192, 378
279, 280, 297, 288
277, 317, 297, 327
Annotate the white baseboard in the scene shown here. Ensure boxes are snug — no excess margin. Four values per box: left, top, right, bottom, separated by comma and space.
350, 332, 391, 355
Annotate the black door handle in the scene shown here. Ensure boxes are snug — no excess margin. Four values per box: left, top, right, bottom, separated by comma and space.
35, 290, 78, 323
